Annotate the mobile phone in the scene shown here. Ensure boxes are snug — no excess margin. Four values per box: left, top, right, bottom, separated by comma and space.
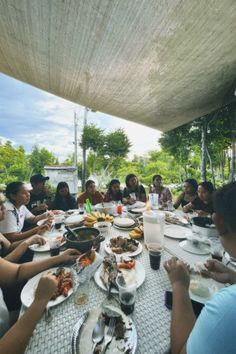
165, 291, 204, 317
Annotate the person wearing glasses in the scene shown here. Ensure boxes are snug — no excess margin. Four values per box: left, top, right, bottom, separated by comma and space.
0, 182, 52, 243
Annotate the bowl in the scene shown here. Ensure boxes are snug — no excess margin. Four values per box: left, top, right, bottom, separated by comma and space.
64, 227, 105, 253
94, 202, 116, 215
94, 221, 111, 235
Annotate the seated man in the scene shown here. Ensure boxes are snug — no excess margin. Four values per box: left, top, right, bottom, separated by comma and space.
27, 174, 52, 215
77, 180, 103, 206
164, 182, 236, 354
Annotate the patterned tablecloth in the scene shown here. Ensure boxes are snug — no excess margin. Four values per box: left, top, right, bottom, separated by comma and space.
23, 222, 209, 354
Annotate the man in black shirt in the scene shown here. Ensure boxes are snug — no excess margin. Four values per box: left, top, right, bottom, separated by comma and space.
27, 174, 52, 215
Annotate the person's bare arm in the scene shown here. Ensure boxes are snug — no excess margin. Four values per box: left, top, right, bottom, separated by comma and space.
164, 258, 196, 354
3, 223, 50, 242
173, 193, 183, 209
0, 249, 80, 287
4, 236, 46, 263
0, 274, 57, 354
139, 193, 147, 203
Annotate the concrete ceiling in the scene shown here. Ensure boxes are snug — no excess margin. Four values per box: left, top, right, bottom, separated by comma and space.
0, 0, 236, 132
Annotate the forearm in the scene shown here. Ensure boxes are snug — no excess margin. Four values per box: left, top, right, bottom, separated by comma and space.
171, 284, 196, 354
0, 298, 48, 354
4, 228, 39, 242
4, 241, 29, 263
17, 255, 62, 283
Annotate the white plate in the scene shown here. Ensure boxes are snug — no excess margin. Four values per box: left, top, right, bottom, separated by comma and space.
76, 307, 137, 354
224, 252, 236, 267
113, 224, 136, 232
131, 207, 145, 213
179, 240, 211, 255
164, 225, 192, 239
52, 210, 65, 215
65, 215, 84, 225
21, 267, 73, 308
104, 237, 143, 257
114, 217, 135, 228
189, 279, 224, 304
94, 260, 145, 294
29, 239, 66, 253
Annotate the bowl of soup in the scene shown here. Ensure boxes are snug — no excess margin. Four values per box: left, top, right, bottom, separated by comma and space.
64, 227, 105, 253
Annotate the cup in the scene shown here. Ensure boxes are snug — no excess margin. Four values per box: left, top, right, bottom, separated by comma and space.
147, 243, 162, 270
74, 275, 90, 305
149, 193, 159, 210
117, 276, 136, 315
48, 237, 61, 256
117, 204, 123, 215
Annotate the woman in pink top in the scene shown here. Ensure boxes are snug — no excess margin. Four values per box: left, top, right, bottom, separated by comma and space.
150, 175, 172, 206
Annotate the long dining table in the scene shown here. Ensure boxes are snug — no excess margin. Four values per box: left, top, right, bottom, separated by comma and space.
22, 213, 212, 354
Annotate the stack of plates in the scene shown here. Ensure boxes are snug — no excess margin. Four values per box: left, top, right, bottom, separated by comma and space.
113, 217, 136, 231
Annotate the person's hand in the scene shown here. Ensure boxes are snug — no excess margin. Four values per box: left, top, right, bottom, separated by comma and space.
129, 198, 136, 205
37, 203, 48, 211
25, 235, 46, 246
58, 248, 81, 264
37, 223, 51, 235
164, 257, 190, 289
34, 273, 58, 303
183, 202, 193, 213
202, 259, 236, 284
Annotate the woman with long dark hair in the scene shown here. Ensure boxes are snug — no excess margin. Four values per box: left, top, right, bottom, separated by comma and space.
104, 179, 123, 202
184, 181, 215, 216
174, 178, 198, 210
51, 182, 76, 211
123, 174, 146, 204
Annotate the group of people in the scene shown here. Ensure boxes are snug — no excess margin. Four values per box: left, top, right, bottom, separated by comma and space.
0, 171, 236, 353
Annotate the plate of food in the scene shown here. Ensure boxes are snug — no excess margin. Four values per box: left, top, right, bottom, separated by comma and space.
165, 211, 189, 226
129, 226, 144, 239
21, 267, 74, 308
73, 305, 137, 354
29, 236, 65, 252
73, 249, 103, 277
52, 210, 65, 215
105, 236, 142, 257
65, 214, 84, 226
94, 254, 145, 294
84, 212, 114, 228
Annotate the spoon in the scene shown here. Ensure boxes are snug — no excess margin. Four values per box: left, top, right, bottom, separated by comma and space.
65, 225, 78, 240
92, 318, 105, 353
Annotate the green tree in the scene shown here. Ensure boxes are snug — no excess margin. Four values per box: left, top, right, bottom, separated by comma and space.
29, 145, 58, 174
0, 141, 30, 183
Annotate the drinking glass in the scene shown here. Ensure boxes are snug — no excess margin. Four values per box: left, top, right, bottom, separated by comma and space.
147, 243, 163, 270
74, 274, 90, 305
117, 276, 136, 315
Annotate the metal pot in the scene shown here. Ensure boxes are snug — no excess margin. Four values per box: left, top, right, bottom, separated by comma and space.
191, 217, 219, 239
64, 227, 105, 253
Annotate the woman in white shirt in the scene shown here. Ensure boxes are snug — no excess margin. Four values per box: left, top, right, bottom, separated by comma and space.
0, 193, 80, 354
0, 182, 52, 242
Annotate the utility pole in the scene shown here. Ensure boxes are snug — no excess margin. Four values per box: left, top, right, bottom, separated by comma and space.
82, 107, 89, 191
74, 111, 78, 167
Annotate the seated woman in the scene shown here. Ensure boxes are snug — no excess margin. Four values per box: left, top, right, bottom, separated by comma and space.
51, 182, 77, 211
150, 174, 172, 206
174, 178, 198, 210
0, 182, 52, 243
0, 193, 80, 353
184, 181, 214, 217
123, 174, 146, 205
104, 179, 123, 203
77, 180, 103, 206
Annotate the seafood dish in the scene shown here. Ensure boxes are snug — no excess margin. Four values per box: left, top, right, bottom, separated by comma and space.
108, 236, 139, 254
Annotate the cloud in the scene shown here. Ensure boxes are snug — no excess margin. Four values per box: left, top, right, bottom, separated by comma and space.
0, 73, 162, 162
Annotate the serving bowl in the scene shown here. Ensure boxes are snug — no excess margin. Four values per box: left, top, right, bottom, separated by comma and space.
94, 202, 116, 215
64, 227, 105, 253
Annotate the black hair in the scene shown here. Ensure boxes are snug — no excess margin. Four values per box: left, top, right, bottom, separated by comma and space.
6, 182, 24, 202
55, 182, 70, 199
125, 174, 137, 187
108, 179, 120, 194
184, 178, 198, 193
85, 180, 95, 190
213, 182, 236, 232
199, 181, 214, 193
152, 174, 162, 182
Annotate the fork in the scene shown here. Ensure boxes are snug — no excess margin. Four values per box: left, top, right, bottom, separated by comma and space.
100, 317, 116, 354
